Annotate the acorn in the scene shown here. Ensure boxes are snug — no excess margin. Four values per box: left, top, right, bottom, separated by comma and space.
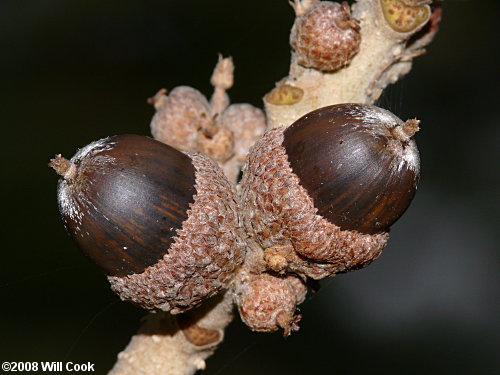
149, 86, 212, 152
235, 273, 306, 336
50, 134, 245, 313
290, 1, 361, 72
240, 103, 420, 278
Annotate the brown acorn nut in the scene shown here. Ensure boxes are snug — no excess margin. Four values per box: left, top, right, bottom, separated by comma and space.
240, 104, 419, 278
290, 1, 361, 72
50, 134, 245, 313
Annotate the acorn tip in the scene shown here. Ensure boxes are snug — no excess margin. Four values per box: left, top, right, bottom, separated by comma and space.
402, 118, 420, 138
49, 154, 76, 179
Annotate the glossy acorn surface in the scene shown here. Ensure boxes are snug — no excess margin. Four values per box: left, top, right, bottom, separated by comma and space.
282, 103, 420, 234
53, 134, 196, 277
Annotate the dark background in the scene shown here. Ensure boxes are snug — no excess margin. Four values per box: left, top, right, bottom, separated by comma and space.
1, 1, 498, 374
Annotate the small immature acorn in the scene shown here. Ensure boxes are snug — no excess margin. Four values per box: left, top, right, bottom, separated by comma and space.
149, 86, 212, 152
219, 103, 266, 163
50, 134, 245, 313
290, 0, 361, 72
240, 103, 420, 279
235, 273, 306, 336
149, 86, 235, 164
149, 57, 238, 164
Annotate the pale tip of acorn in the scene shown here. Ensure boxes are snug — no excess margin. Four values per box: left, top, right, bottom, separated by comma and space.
402, 118, 420, 138
49, 154, 77, 180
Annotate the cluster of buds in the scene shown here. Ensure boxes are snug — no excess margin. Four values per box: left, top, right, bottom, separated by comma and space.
148, 56, 266, 183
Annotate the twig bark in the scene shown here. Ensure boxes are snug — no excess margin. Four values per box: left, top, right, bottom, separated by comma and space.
265, 0, 439, 128
109, 293, 233, 375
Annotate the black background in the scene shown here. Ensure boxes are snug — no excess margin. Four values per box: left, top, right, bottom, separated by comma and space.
1, 1, 498, 374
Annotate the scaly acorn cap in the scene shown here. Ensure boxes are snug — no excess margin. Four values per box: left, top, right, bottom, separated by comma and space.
108, 152, 245, 314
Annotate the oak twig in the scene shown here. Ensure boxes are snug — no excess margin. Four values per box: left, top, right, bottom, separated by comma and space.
109, 1, 440, 374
